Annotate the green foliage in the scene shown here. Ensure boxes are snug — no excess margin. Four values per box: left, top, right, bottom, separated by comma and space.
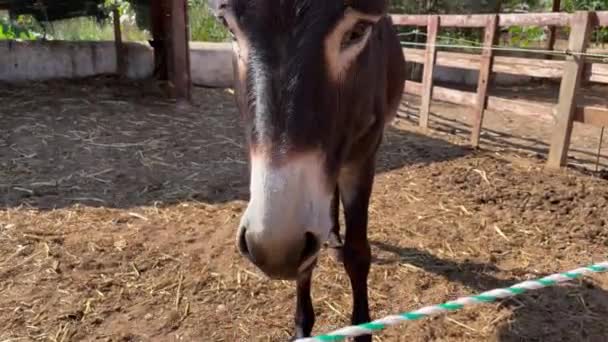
563, 0, 607, 12
508, 25, 545, 47
48, 18, 114, 41
56, 0, 150, 41
48, 16, 149, 41
188, 0, 230, 42
102, 0, 130, 11
0, 1, 149, 41
436, 29, 482, 47
392, 0, 608, 47
563, 0, 608, 43
389, 0, 514, 14
0, 22, 35, 40
391, 1, 512, 47
2, 1, 606, 44
0, 0, 228, 42
0, 15, 40, 40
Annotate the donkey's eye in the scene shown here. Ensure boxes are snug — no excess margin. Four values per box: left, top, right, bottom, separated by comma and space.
341, 21, 373, 49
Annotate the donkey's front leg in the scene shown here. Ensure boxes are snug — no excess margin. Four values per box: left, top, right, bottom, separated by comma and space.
340, 163, 375, 342
292, 269, 315, 340
327, 186, 344, 263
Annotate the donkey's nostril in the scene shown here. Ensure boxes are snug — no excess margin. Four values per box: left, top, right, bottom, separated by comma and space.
238, 227, 249, 256
300, 232, 320, 264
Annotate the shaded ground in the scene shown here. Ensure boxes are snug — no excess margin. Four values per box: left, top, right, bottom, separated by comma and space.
1, 78, 607, 342
400, 81, 608, 171
0, 78, 467, 209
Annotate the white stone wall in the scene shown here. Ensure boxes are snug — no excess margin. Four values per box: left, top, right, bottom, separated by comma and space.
0, 40, 234, 88
0, 40, 153, 81
0, 40, 533, 87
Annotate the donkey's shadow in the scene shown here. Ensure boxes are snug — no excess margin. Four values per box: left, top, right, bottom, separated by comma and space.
371, 241, 608, 341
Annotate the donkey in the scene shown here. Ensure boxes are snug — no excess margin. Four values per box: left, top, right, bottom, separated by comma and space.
209, 1, 406, 340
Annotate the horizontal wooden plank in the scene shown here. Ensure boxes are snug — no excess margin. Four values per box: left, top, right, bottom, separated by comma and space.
391, 15, 427, 27
439, 52, 481, 71
392, 11, 608, 28
404, 80, 477, 106
436, 86, 476, 107
498, 13, 570, 27
404, 48, 478, 70
404, 48, 608, 83
574, 106, 608, 127
392, 14, 492, 27
493, 55, 563, 78
404, 48, 425, 64
392, 12, 573, 28
487, 96, 555, 120
404, 83, 607, 127
589, 63, 608, 84
404, 81, 556, 120
589, 73, 608, 84
439, 14, 494, 28
404, 80, 422, 95
404, 48, 564, 78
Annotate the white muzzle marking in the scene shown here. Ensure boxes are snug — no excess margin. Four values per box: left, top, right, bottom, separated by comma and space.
241, 151, 333, 250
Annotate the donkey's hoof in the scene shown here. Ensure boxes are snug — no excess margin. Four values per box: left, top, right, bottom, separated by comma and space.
354, 335, 372, 342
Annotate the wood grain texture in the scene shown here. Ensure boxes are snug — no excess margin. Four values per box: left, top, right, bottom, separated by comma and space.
547, 11, 594, 168
419, 16, 440, 129
403, 49, 607, 84
471, 15, 498, 147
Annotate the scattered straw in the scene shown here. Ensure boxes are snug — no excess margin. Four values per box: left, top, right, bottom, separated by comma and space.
1, 78, 607, 341
493, 225, 511, 242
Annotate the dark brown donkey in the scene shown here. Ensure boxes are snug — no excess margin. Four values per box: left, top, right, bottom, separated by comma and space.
209, 1, 406, 340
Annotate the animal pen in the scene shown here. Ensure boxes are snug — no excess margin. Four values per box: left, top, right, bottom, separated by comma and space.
393, 11, 608, 169
0, 0, 193, 101
1, 4, 608, 342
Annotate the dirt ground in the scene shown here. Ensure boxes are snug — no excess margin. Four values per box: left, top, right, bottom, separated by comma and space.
400, 80, 608, 171
1, 77, 608, 342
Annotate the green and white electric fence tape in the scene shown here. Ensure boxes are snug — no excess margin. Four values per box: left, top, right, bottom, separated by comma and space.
296, 261, 608, 342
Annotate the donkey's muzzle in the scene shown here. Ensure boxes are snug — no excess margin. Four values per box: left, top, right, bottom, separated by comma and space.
237, 226, 321, 280
236, 151, 332, 279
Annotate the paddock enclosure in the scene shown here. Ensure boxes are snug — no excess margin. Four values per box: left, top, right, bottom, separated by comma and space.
395, 11, 608, 169
1, 78, 607, 341
2, 7, 608, 342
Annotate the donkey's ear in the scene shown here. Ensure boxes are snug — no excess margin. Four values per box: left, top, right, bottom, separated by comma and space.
347, 0, 388, 15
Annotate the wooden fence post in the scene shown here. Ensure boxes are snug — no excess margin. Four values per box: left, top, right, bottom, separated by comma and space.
547, 0, 562, 58
547, 11, 594, 169
470, 15, 498, 147
113, 7, 126, 77
149, 0, 169, 81
169, 0, 192, 103
419, 15, 439, 129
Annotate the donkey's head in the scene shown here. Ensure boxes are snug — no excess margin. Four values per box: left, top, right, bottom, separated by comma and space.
211, 0, 390, 280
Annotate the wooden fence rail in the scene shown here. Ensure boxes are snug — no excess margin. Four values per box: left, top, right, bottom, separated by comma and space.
392, 10, 608, 169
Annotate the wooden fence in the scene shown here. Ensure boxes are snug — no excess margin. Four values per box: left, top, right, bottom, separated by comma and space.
391, 10, 608, 169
